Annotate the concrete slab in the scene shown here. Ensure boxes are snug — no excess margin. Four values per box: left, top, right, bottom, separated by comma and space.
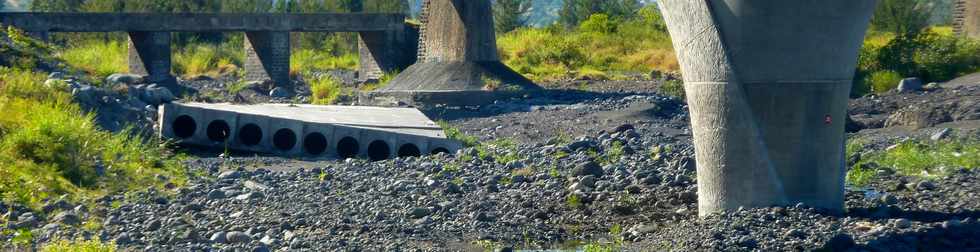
158, 102, 459, 160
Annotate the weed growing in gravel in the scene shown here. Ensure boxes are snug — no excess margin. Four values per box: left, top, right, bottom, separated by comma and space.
58, 40, 128, 81
848, 138, 980, 185
566, 194, 583, 209
864, 70, 903, 94
41, 238, 116, 252
0, 67, 186, 210
437, 121, 479, 147
225, 79, 252, 95
310, 75, 346, 105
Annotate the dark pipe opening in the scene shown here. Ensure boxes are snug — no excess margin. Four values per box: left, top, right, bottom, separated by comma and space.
398, 144, 422, 158
172, 115, 196, 139
273, 128, 297, 151
431, 148, 450, 155
238, 123, 263, 146
337, 137, 359, 159
304, 132, 328, 155
368, 140, 391, 161
206, 120, 231, 142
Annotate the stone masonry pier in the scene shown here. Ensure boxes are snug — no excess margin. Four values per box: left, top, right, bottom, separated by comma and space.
0, 12, 417, 89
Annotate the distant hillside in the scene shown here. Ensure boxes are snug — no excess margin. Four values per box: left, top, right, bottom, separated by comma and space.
2, 0, 31, 11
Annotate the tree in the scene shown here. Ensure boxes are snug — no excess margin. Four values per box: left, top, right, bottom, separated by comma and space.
493, 0, 531, 33
30, 0, 83, 12
872, 0, 934, 35
559, 0, 640, 28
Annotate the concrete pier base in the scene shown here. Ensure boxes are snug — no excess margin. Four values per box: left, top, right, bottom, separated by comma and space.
357, 26, 418, 82
361, 0, 539, 106
245, 31, 291, 89
128, 31, 176, 88
659, 0, 876, 216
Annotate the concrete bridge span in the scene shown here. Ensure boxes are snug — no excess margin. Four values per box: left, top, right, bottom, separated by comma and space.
0, 12, 417, 89
660, 0, 876, 216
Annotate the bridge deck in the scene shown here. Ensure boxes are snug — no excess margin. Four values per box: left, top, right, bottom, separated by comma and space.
0, 12, 405, 32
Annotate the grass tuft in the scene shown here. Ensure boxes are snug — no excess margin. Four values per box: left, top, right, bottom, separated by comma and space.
309, 76, 346, 105
58, 40, 128, 82
847, 138, 980, 185
41, 238, 116, 252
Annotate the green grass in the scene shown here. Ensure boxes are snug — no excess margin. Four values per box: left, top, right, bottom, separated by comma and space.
497, 8, 677, 82
291, 49, 358, 76
359, 71, 399, 92
173, 43, 242, 78
309, 75, 346, 105
847, 138, 980, 186
57, 40, 128, 81
41, 238, 116, 252
0, 66, 186, 210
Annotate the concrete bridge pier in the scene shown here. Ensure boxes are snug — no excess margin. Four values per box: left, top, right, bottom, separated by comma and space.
128, 31, 176, 88
357, 28, 417, 83
245, 31, 291, 89
659, 0, 876, 216
360, 0, 540, 106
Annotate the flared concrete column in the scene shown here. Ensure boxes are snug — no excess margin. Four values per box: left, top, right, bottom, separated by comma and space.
357, 27, 418, 82
360, 0, 539, 106
659, 0, 876, 216
128, 31, 176, 87
954, 0, 980, 39
245, 31, 291, 88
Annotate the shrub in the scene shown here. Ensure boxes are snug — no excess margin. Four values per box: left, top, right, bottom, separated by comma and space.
579, 14, 617, 34
849, 139, 980, 185
865, 70, 903, 94
309, 76, 344, 105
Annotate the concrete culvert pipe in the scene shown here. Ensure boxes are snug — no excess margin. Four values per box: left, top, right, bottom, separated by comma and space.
238, 123, 263, 146
273, 128, 297, 151
172, 115, 197, 139
337, 137, 360, 159
368, 140, 391, 161
206, 120, 231, 142
304, 132, 328, 155
398, 144, 422, 158
659, 0, 876, 216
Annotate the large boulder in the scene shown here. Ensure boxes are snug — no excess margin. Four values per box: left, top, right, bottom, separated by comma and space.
897, 77, 923, 93
106, 73, 144, 85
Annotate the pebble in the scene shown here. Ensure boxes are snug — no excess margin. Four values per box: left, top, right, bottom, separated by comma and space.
226, 231, 252, 243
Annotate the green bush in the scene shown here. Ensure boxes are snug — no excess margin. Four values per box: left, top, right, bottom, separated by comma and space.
864, 70, 903, 94
658, 79, 685, 100
291, 49, 358, 75
309, 76, 345, 105
579, 14, 617, 34
849, 138, 980, 185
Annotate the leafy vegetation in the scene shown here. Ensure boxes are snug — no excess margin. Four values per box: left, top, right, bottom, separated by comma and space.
437, 121, 479, 148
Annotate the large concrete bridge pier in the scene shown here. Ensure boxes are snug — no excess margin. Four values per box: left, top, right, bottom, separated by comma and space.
659, 0, 876, 216
360, 0, 540, 106
128, 32, 176, 86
